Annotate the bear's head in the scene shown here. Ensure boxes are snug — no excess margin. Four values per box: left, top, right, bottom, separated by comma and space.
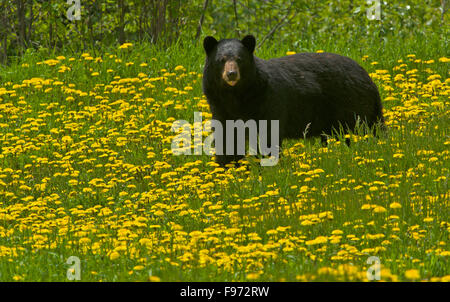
203, 35, 256, 87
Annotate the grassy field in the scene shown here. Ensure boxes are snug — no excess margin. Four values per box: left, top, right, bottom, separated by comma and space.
0, 34, 448, 281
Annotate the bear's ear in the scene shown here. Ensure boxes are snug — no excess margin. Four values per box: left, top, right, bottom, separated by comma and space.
241, 35, 256, 54
203, 36, 218, 55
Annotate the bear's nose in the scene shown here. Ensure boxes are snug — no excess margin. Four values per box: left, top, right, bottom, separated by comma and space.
227, 70, 237, 80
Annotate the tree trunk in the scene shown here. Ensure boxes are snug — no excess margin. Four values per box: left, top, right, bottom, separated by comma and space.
0, 0, 8, 64
118, 0, 126, 44
442, 0, 447, 23
16, 0, 26, 52
195, 0, 210, 40
151, 0, 168, 44
27, 0, 33, 47
233, 0, 239, 37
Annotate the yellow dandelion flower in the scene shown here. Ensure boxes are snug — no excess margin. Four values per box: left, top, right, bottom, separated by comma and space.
361, 204, 372, 210
404, 269, 420, 280
119, 43, 133, 49
133, 265, 145, 271
246, 273, 260, 280
373, 206, 387, 213
109, 251, 120, 260
389, 202, 402, 209
13, 275, 23, 281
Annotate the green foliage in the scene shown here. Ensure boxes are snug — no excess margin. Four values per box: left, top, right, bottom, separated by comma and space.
0, 0, 448, 64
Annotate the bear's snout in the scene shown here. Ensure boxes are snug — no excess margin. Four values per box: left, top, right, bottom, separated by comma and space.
222, 60, 240, 86
227, 70, 238, 80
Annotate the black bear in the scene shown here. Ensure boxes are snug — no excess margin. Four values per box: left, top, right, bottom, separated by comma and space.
202, 35, 385, 167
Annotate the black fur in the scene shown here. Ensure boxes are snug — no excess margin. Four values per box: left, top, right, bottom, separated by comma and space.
203, 35, 385, 166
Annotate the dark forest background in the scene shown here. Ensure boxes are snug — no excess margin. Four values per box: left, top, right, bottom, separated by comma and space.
0, 0, 448, 64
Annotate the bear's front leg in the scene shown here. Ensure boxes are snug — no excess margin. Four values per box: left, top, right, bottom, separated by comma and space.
214, 118, 244, 167
215, 154, 244, 167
